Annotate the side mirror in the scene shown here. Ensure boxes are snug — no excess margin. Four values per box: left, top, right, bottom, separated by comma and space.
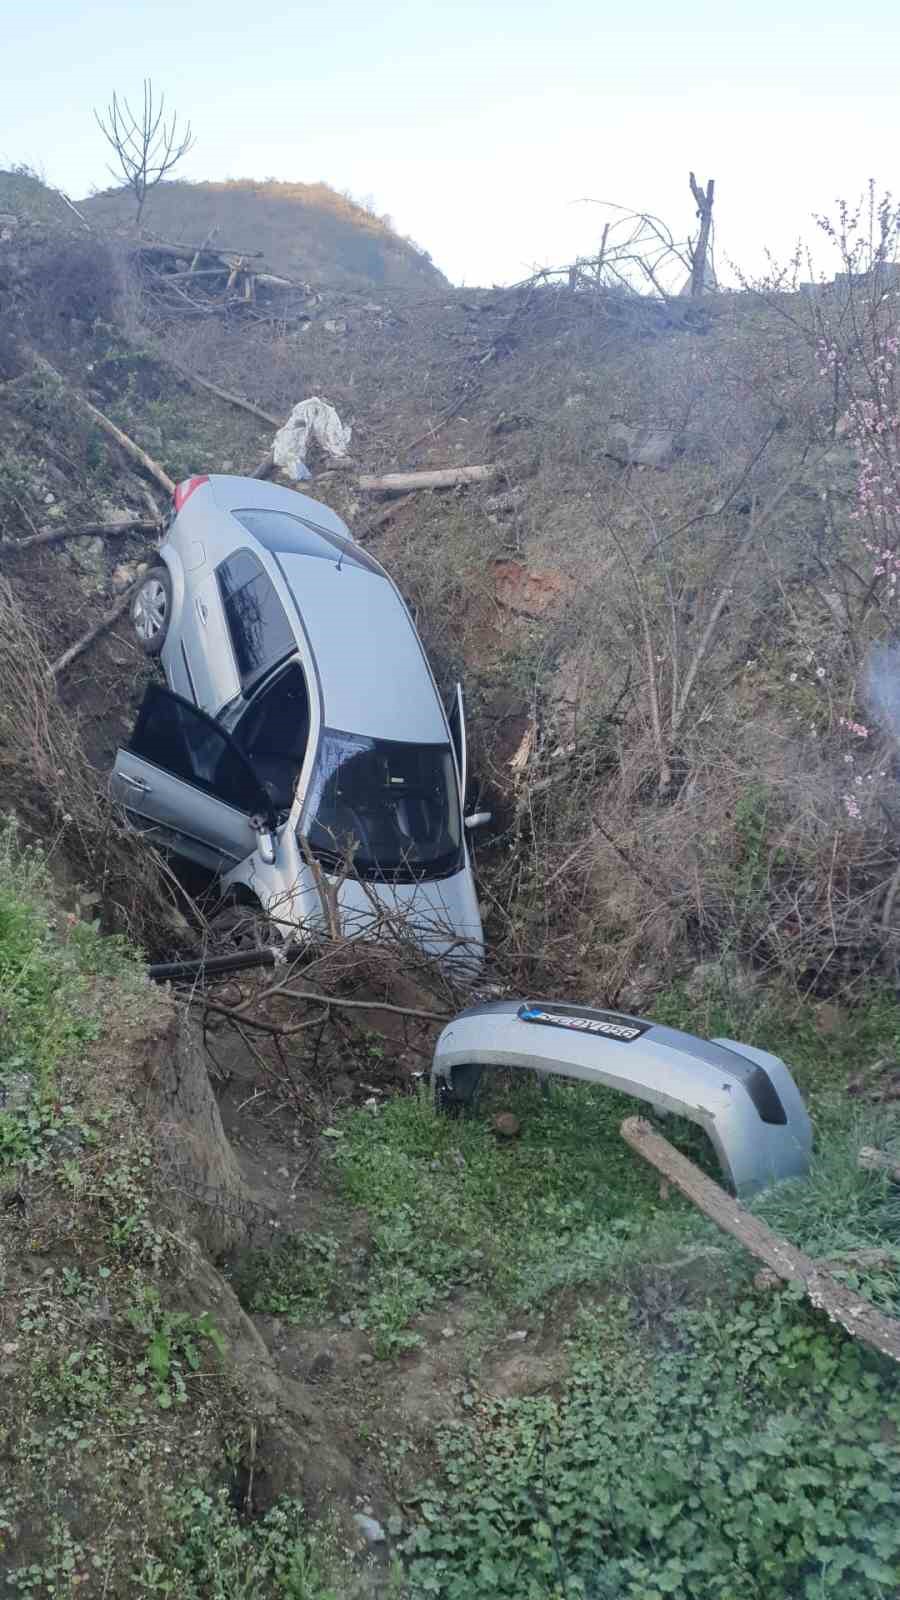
250, 813, 278, 865
257, 830, 277, 865
464, 811, 492, 831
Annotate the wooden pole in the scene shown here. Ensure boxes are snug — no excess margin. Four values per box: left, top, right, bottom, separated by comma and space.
621, 1117, 900, 1364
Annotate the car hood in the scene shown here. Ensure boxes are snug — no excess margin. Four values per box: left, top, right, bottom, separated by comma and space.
275, 553, 446, 743
334, 868, 484, 971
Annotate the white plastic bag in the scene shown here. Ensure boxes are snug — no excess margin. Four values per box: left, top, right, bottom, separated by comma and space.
272, 397, 352, 479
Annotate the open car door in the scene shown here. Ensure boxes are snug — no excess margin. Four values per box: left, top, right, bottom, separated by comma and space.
447, 681, 467, 806
111, 683, 273, 873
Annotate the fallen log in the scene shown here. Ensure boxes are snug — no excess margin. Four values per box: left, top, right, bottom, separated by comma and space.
49, 585, 137, 679
859, 1146, 900, 1182
3, 517, 158, 555
358, 464, 499, 494
135, 239, 263, 262
78, 395, 175, 496
621, 1116, 900, 1364
754, 1248, 900, 1290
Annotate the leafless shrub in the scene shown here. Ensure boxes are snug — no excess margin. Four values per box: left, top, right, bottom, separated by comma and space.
94, 79, 195, 229
0, 578, 190, 950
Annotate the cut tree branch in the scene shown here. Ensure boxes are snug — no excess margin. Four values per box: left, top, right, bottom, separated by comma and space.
2, 518, 158, 555
162, 363, 283, 427
24, 350, 175, 494
49, 585, 137, 678
622, 1116, 900, 1364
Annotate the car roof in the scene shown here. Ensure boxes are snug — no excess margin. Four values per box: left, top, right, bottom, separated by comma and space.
205, 474, 353, 542
274, 552, 447, 744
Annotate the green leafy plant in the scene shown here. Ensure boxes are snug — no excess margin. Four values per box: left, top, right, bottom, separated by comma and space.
127, 1287, 225, 1409
134, 1487, 343, 1599
230, 1232, 342, 1325
404, 1295, 900, 1599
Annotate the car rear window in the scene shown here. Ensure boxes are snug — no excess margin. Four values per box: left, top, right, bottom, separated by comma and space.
216, 549, 295, 692
232, 507, 380, 573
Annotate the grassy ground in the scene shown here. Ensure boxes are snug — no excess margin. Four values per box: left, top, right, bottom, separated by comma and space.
231, 980, 900, 1599
0, 828, 351, 1599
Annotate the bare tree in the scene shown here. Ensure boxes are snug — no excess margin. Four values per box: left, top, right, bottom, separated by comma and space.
688, 172, 716, 295
94, 79, 195, 228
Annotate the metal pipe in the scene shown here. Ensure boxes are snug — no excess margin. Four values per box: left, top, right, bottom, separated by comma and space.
147, 945, 301, 983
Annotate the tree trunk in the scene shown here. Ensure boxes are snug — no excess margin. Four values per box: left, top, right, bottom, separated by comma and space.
688, 173, 715, 296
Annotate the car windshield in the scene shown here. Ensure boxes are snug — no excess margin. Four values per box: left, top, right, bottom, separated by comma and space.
301, 729, 461, 881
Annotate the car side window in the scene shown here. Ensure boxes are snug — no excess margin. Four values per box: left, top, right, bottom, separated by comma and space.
129, 684, 263, 813
231, 662, 311, 813
216, 549, 295, 692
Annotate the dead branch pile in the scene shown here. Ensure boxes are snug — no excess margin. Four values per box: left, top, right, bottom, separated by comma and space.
0, 578, 189, 950
132, 237, 318, 326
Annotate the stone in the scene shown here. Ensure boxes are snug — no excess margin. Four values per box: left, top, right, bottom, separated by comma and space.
307, 1351, 335, 1382
491, 1112, 521, 1140
505, 1330, 528, 1342
0, 1074, 32, 1113
606, 422, 677, 469
353, 1514, 386, 1545
112, 562, 140, 591
815, 1003, 846, 1036
357, 1352, 374, 1366
70, 537, 106, 583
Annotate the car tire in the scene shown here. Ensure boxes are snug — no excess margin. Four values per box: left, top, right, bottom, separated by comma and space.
131, 565, 172, 656
207, 895, 277, 956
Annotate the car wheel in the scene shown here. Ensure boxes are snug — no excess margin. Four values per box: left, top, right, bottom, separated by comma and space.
207, 897, 277, 956
131, 566, 172, 656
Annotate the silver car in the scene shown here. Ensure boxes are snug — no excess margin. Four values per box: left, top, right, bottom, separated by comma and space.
111, 474, 487, 966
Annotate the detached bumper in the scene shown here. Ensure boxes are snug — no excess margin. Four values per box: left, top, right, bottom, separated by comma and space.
431, 999, 811, 1197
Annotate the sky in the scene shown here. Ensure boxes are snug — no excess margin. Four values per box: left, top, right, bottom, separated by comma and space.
3, 0, 900, 287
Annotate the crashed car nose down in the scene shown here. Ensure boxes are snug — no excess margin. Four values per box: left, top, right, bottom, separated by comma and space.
112, 474, 487, 968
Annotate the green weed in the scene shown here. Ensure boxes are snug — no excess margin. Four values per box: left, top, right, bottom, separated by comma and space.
230, 1232, 342, 1325
134, 1488, 344, 1599
126, 1286, 226, 1410
404, 1294, 900, 1599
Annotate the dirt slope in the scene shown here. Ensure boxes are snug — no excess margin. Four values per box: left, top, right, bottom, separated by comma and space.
78, 178, 446, 293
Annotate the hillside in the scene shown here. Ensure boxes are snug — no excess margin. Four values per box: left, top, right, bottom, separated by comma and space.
78, 177, 447, 293
2, 173, 900, 1598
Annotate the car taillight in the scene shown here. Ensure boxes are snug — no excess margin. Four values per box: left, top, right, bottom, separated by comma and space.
173, 475, 209, 513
